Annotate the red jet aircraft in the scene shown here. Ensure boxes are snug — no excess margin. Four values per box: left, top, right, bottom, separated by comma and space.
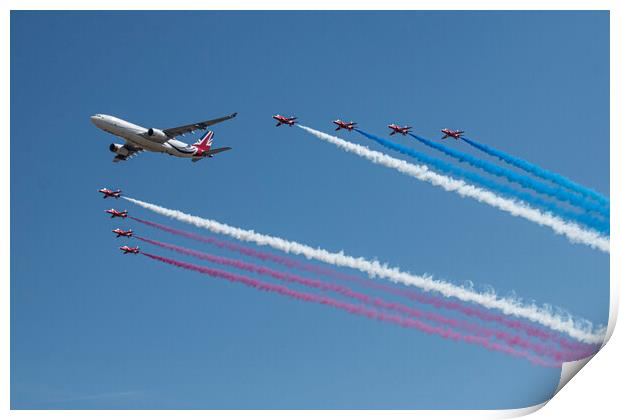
99, 188, 121, 199
105, 209, 128, 218
440, 128, 465, 140
388, 124, 413, 136
113, 228, 133, 238
119, 245, 140, 254
273, 115, 298, 126
333, 119, 357, 131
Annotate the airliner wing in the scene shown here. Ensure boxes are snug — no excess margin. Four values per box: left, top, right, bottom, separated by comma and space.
112, 143, 143, 163
163, 113, 238, 138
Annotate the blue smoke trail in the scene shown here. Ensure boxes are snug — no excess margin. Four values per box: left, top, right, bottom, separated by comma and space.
355, 129, 609, 234
408, 133, 609, 217
460, 136, 609, 207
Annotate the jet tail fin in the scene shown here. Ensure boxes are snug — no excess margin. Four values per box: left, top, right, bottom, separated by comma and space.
193, 131, 214, 152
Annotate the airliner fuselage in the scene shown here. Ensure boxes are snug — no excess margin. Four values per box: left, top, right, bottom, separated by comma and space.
90, 113, 236, 162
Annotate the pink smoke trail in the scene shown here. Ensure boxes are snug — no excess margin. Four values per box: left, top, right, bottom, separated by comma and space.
141, 251, 561, 368
130, 216, 596, 358
131, 216, 347, 278
138, 236, 579, 362
351, 277, 596, 359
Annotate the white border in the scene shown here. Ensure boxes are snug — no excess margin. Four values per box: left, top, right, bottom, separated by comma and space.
3, 1, 616, 418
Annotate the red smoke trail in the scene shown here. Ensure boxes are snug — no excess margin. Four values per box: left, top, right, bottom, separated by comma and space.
131, 216, 349, 277
130, 216, 596, 358
141, 251, 561, 368
352, 278, 596, 359
137, 235, 579, 361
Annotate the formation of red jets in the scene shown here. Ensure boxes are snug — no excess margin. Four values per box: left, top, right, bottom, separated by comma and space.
100, 188, 138, 254
273, 114, 465, 140
103, 121, 466, 252
101, 119, 465, 248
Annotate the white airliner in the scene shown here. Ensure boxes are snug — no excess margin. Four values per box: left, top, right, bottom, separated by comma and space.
90, 112, 237, 162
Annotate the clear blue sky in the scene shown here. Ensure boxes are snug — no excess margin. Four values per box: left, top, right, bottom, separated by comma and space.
11, 11, 609, 409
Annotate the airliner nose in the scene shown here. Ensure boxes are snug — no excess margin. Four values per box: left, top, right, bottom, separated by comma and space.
90, 115, 101, 125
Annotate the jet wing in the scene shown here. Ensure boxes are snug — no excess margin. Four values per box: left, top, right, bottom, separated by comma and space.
113, 143, 143, 163
163, 113, 238, 138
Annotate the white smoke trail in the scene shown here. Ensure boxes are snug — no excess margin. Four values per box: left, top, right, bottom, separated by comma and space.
122, 196, 606, 344
298, 125, 609, 254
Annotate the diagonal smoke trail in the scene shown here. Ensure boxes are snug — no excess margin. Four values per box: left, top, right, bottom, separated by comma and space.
130, 216, 596, 356
355, 129, 608, 233
130, 216, 346, 279
296, 125, 609, 253
460, 135, 609, 206
136, 236, 589, 361
141, 251, 561, 367
407, 132, 608, 216
122, 196, 606, 344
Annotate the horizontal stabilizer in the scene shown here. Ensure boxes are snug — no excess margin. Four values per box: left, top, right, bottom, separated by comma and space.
191, 147, 232, 162
206, 147, 232, 156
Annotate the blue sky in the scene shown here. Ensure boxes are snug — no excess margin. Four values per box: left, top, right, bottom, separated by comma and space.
11, 11, 609, 409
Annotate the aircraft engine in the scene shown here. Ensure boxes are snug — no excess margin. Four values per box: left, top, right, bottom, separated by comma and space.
146, 128, 168, 141
109, 143, 130, 157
